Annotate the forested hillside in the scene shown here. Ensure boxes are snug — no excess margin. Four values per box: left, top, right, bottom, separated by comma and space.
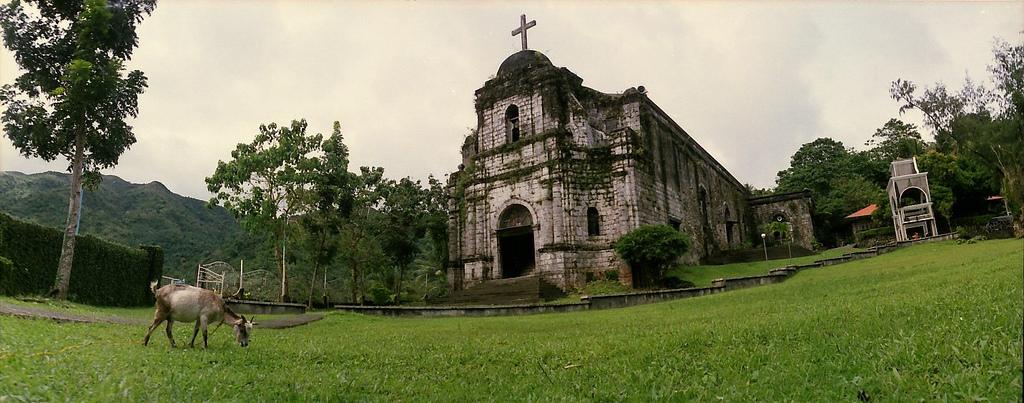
0, 171, 272, 279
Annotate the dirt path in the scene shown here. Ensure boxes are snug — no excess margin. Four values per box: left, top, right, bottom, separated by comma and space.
0, 303, 325, 329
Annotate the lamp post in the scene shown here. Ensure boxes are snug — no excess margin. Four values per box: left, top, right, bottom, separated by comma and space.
761, 233, 768, 261
786, 223, 793, 259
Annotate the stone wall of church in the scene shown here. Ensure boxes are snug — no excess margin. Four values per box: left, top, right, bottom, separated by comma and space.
749, 192, 816, 250
629, 97, 751, 264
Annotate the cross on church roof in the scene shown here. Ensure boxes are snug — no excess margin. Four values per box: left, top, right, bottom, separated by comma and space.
511, 14, 536, 51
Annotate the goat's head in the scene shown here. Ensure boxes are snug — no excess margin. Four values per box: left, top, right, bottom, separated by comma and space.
232, 315, 255, 347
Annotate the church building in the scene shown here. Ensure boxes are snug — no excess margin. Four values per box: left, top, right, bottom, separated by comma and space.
447, 16, 814, 291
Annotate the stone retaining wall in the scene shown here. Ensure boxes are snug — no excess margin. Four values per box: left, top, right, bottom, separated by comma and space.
335, 303, 590, 317
226, 299, 306, 315
339, 234, 956, 317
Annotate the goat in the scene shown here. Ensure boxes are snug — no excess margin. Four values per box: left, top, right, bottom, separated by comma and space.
143, 283, 254, 348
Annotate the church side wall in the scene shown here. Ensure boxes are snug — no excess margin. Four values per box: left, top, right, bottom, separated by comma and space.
632, 100, 750, 264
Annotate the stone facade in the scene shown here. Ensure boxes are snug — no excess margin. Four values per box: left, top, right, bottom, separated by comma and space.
447, 50, 815, 291
748, 191, 816, 250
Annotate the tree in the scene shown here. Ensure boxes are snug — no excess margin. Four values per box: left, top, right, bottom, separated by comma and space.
339, 166, 387, 304
206, 119, 323, 302
865, 118, 927, 163
378, 177, 430, 303
299, 121, 353, 307
0, 0, 156, 299
775, 138, 853, 197
613, 225, 690, 288
930, 184, 955, 231
891, 39, 1023, 236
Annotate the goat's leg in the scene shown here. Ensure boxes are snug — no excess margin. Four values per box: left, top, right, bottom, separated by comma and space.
142, 312, 166, 346
165, 318, 177, 348
189, 320, 201, 348
200, 316, 210, 349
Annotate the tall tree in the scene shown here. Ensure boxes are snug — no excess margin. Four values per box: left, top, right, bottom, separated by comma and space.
421, 175, 449, 274
206, 119, 322, 302
0, 0, 156, 299
775, 138, 855, 197
378, 177, 429, 303
340, 166, 387, 304
299, 121, 353, 306
864, 118, 927, 163
891, 39, 1023, 236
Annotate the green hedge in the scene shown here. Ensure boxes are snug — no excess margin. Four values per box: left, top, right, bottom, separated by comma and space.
856, 226, 895, 239
854, 226, 896, 248
0, 212, 162, 306
952, 214, 998, 228
0, 255, 12, 295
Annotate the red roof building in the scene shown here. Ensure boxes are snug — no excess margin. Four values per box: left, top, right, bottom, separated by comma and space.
845, 204, 879, 220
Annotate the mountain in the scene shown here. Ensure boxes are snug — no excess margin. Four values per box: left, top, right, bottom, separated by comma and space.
0, 171, 273, 279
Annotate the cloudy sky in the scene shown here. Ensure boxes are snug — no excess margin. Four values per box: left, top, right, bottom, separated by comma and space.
1, 1, 1021, 200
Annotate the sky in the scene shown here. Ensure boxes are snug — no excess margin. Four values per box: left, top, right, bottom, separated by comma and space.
1, 1, 1021, 200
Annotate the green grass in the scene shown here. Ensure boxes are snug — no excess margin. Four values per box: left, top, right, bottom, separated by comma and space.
1, 239, 1021, 400
0, 296, 155, 320
669, 245, 861, 287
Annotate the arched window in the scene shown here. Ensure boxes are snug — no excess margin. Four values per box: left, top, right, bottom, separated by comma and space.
587, 207, 600, 236
698, 186, 709, 227
505, 104, 520, 143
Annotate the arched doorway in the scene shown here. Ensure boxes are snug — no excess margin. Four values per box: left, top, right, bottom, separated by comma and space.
497, 204, 535, 278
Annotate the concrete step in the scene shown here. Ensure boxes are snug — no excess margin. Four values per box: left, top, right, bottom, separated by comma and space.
447, 275, 565, 305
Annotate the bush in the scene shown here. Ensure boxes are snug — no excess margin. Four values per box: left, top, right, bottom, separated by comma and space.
0, 255, 12, 294
0, 212, 162, 306
854, 226, 896, 248
368, 286, 392, 306
614, 225, 691, 288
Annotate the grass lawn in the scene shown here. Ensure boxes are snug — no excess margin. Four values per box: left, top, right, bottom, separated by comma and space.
1, 239, 1020, 400
669, 244, 861, 287
0, 296, 155, 320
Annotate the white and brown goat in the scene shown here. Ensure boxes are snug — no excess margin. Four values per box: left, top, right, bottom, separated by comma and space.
143, 283, 254, 348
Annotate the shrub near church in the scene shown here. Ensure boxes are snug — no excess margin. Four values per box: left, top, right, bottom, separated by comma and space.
614, 225, 690, 288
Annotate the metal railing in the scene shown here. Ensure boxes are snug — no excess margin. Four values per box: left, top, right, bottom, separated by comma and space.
196, 262, 227, 295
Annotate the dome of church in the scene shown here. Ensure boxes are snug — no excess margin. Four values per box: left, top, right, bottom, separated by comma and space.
497, 50, 553, 76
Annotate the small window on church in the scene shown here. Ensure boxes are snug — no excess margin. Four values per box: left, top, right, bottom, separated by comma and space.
505, 104, 520, 143
587, 207, 600, 236
668, 217, 681, 231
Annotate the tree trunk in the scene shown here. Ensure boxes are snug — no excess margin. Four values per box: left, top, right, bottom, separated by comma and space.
351, 260, 361, 305
275, 224, 288, 302
307, 230, 326, 308
393, 267, 403, 305
52, 134, 85, 300
1015, 207, 1023, 239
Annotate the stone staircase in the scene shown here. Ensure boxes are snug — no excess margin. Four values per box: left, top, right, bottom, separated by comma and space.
447, 275, 566, 305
